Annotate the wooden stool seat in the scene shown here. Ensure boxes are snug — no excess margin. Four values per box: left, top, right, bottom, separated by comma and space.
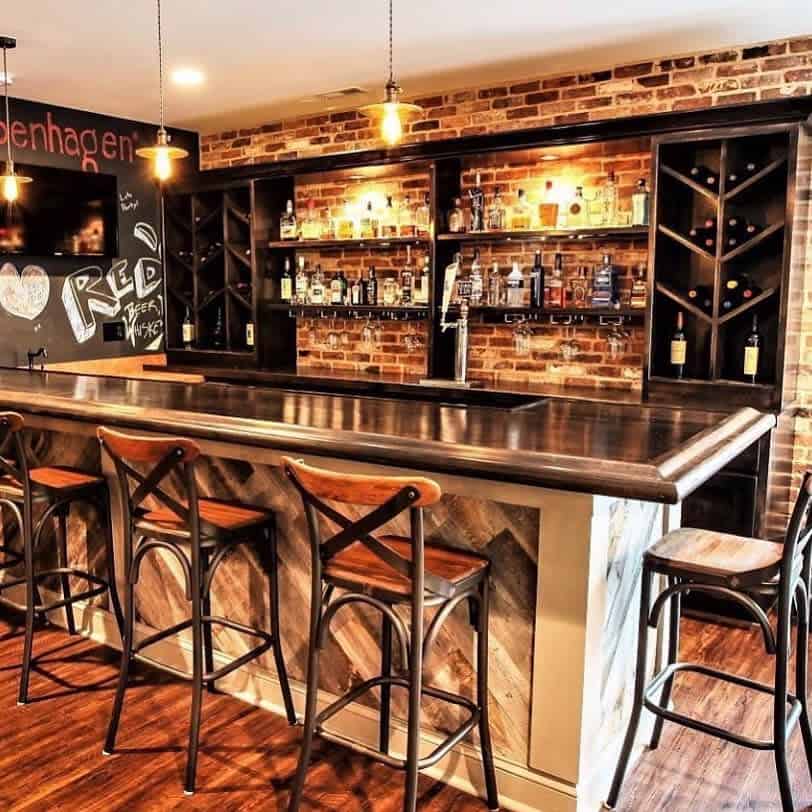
324, 536, 489, 599
0, 465, 104, 500
647, 528, 784, 587
137, 498, 272, 541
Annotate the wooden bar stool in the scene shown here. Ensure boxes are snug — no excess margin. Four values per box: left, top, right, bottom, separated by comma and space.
0, 412, 123, 705
284, 457, 499, 812
604, 471, 812, 812
98, 427, 296, 795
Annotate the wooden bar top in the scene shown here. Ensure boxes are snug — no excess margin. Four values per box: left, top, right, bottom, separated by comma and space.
0, 368, 774, 503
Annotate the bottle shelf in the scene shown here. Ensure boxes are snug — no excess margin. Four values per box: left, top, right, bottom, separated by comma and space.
226, 203, 251, 226
167, 249, 194, 272
194, 206, 223, 232
720, 221, 784, 263
226, 243, 252, 268
657, 224, 716, 262
436, 226, 649, 243
660, 164, 720, 204
267, 237, 430, 250
655, 282, 713, 323
717, 287, 777, 325
724, 156, 788, 201
197, 288, 226, 312
197, 245, 225, 270
229, 286, 253, 311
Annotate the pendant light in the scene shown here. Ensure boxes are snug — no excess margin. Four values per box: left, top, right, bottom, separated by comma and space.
136, 0, 188, 181
0, 36, 32, 203
360, 0, 422, 146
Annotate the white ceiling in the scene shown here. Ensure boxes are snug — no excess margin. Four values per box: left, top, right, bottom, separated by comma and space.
3, 1, 811, 135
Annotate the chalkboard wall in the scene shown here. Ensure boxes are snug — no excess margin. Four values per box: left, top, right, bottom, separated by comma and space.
0, 97, 198, 366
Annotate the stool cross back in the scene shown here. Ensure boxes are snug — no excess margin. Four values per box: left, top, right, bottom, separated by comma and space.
0, 412, 122, 705
98, 426, 296, 795
284, 457, 498, 812
605, 470, 812, 812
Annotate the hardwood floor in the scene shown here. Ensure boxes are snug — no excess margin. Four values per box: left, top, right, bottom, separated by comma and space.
0, 611, 809, 810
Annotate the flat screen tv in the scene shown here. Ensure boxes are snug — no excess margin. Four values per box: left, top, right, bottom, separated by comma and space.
0, 164, 118, 258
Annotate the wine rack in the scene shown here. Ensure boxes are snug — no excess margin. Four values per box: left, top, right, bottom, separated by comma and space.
648, 123, 797, 408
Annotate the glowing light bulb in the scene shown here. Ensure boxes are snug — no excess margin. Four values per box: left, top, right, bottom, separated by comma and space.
381, 104, 403, 146
154, 147, 172, 181
2, 174, 19, 203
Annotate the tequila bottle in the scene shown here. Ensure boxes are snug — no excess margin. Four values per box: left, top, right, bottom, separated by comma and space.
415, 193, 431, 238
301, 199, 320, 240
566, 187, 588, 229
280, 200, 298, 240
469, 172, 485, 231
448, 198, 465, 233
601, 170, 618, 226
510, 189, 533, 230
487, 186, 507, 231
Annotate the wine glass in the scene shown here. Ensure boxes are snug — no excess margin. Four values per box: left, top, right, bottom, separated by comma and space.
513, 321, 533, 357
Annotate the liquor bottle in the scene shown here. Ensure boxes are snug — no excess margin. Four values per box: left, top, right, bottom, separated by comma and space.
566, 186, 587, 228
381, 195, 399, 238
689, 165, 718, 187
631, 178, 650, 226
182, 306, 195, 348
310, 265, 326, 305
601, 170, 618, 226
329, 272, 342, 305
470, 249, 484, 305
415, 255, 431, 305
487, 261, 504, 306
339, 270, 349, 304
415, 193, 431, 239
538, 180, 559, 229
350, 277, 363, 305
469, 172, 485, 232
570, 266, 589, 309
320, 206, 335, 240
360, 201, 379, 239
360, 271, 370, 305
246, 319, 255, 349
295, 256, 309, 304
529, 250, 544, 309
281, 257, 293, 302
487, 186, 507, 231
367, 266, 378, 305
448, 198, 465, 233
301, 199, 320, 240
212, 307, 226, 349
743, 314, 761, 383
506, 262, 525, 307
399, 194, 417, 238
455, 259, 472, 304
280, 200, 298, 241
548, 253, 565, 309
511, 189, 533, 230
630, 264, 648, 309
401, 246, 414, 305
687, 284, 713, 312
591, 254, 619, 308
671, 311, 687, 379
383, 277, 398, 306
337, 199, 355, 240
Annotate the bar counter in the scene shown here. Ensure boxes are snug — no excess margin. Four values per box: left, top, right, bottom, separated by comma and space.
0, 368, 776, 812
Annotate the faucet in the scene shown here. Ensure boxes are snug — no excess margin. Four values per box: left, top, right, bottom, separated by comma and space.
27, 347, 47, 372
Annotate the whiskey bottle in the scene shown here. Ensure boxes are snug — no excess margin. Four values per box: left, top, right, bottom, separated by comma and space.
566, 186, 587, 229
487, 186, 507, 231
744, 314, 761, 383
295, 256, 309, 304
538, 180, 559, 229
591, 253, 618, 308
671, 311, 687, 379
529, 250, 544, 309
401, 246, 414, 305
469, 172, 485, 232
301, 199, 320, 240
631, 178, 650, 226
505, 262, 525, 307
211, 307, 226, 350
689, 165, 718, 187
280, 200, 298, 241
547, 253, 565, 309
310, 265, 326, 305
182, 306, 195, 348
487, 262, 504, 307
570, 266, 589, 309
511, 189, 533, 230
415, 193, 431, 238
470, 249, 484, 306
399, 194, 417, 238
455, 259, 473, 304
360, 201, 379, 239
381, 195, 399, 238
630, 264, 648, 309
448, 198, 465, 233
367, 266, 378, 305
246, 319, 255, 349
601, 170, 619, 226
281, 257, 293, 302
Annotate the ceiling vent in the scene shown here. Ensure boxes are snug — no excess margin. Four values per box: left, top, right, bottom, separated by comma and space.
300, 86, 367, 104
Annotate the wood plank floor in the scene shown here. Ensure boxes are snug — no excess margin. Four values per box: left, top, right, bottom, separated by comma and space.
0, 611, 810, 811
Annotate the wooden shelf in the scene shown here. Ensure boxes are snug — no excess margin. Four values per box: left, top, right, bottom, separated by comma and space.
657, 224, 716, 262
724, 156, 788, 201
197, 288, 226, 312
720, 222, 784, 263
655, 282, 713, 323
226, 243, 252, 268
660, 164, 720, 203
229, 286, 253, 311
194, 206, 223, 232
267, 237, 430, 250
226, 204, 251, 226
166, 207, 193, 234
437, 226, 649, 242
717, 287, 777, 325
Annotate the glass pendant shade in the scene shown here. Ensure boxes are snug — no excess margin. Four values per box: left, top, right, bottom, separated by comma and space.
361, 81, 422, 146
136, 127, 189, 181
1, 163, 32, 203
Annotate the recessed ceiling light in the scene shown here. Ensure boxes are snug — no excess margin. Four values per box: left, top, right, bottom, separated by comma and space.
171, 67, 204, 87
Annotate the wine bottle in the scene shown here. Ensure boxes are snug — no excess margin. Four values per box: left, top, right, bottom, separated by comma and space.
182, 306, 195, 348
687, 285, 713, 311
689, 165, 717, 187
246, 320, 255, 348
721, 278, 741, 311
744, 314, 761, 383
211, 307, 225, 350
670, 311, 687, 379
530, 250, 544, 309
740, 276, 762, 300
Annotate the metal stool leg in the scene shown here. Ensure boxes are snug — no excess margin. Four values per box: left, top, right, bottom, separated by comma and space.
650, 576, 681, 750
380, 614, 393, 755
55, 507, 77, 636
185, 547, 205, 795
796, 581, 812, 780
288, 585, 324, 812
476, 578, 499, 810
200, 547, 216, 695
266, 523, 296, 725
17, 505, 35, 706
100, 496, 124, 637
774, 590, 795, 812
605, 564, 653, 810
404, 588, 425, 812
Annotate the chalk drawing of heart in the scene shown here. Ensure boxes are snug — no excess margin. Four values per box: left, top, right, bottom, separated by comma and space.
0, 262, 50, 321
